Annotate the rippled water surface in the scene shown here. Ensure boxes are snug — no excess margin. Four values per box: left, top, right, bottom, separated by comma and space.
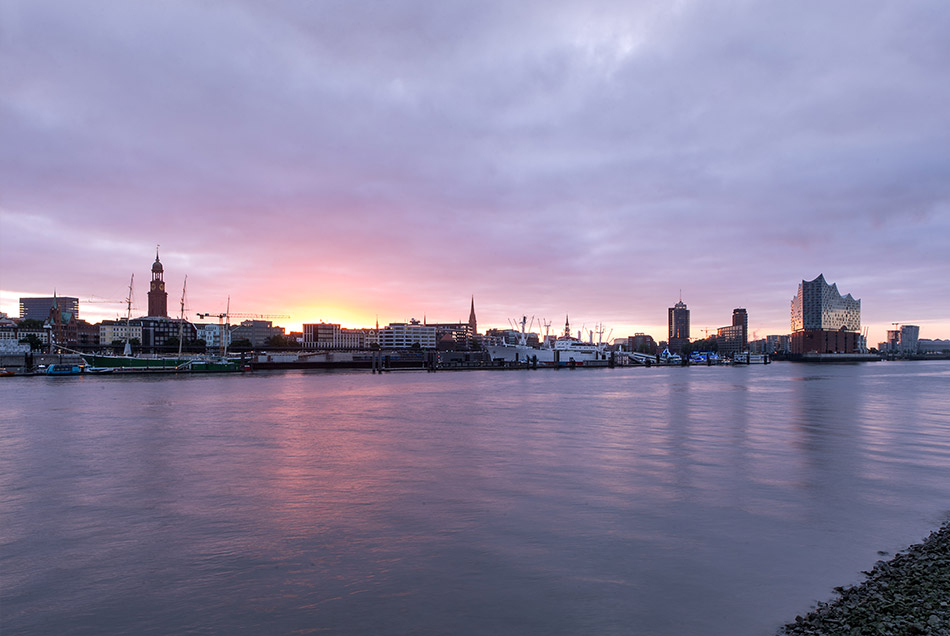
2, 362, 949, 635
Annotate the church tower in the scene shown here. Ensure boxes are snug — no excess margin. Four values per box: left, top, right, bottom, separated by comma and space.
468, 296, 477, 334
147, 247, 168, 318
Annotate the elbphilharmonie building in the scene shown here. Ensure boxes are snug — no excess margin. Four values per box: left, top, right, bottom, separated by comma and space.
790, 274, 861, 354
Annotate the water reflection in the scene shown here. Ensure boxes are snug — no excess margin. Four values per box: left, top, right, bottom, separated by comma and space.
2, 364, 949, 635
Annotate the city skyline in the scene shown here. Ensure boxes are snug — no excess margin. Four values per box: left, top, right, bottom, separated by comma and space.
2, 2, 949, 345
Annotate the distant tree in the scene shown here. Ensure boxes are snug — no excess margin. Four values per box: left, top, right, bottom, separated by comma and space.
683, 337, 718, 355
264, 334, 300, 348
230, 338, 253, 352
18, 319, 45, 330
19, 334, 44, 351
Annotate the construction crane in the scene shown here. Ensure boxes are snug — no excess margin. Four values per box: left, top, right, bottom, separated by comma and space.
197, 297, 230, 357
228, 313, 290, 321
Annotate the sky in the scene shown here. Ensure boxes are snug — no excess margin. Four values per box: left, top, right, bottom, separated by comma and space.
2, 0, 949, 345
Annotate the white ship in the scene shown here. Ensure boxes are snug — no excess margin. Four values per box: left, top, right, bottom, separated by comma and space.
485, 316, 611, 367
732, 352, 770, 365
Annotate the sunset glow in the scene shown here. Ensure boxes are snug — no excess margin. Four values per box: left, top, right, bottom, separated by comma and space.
2, 2, 948, 346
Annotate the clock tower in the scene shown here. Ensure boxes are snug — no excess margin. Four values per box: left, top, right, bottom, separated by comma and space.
147, 247, 168, 318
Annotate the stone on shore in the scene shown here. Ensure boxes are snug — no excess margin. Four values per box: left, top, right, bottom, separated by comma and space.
779, 523, 950, 636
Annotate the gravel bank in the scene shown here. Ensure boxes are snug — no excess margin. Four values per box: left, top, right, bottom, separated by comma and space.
779, 523, 950, 635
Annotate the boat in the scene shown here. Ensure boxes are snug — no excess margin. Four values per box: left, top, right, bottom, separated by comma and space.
84, 366, 116, 374
732, 352, 770, 365
689, 351, 725, 365
46, 363, 84, 375
0, 367, 17, 377
657, 348, 682, 365
78, 277, 241, 374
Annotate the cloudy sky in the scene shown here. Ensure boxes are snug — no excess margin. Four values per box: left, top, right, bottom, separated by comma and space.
2, 0, 948, 344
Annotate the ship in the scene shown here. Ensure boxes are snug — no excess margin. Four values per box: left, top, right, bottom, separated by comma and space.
81, 353, 242, 373
78, 271, 242, 373
731, 352, 770, 365
484, 315, 611, 367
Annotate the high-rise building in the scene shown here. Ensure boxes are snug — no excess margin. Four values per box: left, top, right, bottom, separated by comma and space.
19, 296, 79, 321
899, 325, 920, 353
668, 298, 690, 354
147, 248, 168, 318
790, 274, 861, 354
732, 308, 748, 350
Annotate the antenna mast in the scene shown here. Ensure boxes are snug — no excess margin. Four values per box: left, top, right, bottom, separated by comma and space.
177, 276, 187, 357
124, 274, 134, 356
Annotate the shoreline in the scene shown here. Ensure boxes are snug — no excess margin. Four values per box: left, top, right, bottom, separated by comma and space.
779, 523, 950, 635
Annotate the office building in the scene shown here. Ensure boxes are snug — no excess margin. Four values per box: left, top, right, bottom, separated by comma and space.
668, 298, 690, 354
20, 296, 79, 321
231, 320, 285, 347
899, 325, 920, 353
377, 320, 437, 350
302, 323, 377, 350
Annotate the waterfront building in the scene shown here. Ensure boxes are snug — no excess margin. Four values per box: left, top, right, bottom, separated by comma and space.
75, 321, 99, 348
732, 308, 748, 350
484, 328, 540, 347
139, 317, 196, 352
302, 323, 377, 350
0, 318, 25, 353
230, 320, 285, 347
19, 296, 79, 321
880, 325, 923, 354
899, 325, 920, 353
715, 325, 745, 357
627, 333, 658, 355
714, 308, 748, 357
424, 299, 479, 350
195, 323, 231, 351
883, 330, 901, 352
790, 274, 861, 354
668, 298, 690, 354
766, 334, 791, 354
100, 319, 144, 346
377, 320, 437, 350
918, 339, 950, 354
147, 249, 168, 318
427, 322, 476, 350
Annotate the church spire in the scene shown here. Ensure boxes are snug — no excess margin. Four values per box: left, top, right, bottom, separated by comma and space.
468, 296, 477, 334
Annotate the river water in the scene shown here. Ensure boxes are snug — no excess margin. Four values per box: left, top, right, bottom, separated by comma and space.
2, 361, 949, 635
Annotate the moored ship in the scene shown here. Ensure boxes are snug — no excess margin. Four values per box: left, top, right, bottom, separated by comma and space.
81, 353, 242, 373
485, 315, 611, 367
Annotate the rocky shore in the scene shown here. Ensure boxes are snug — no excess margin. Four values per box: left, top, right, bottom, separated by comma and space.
779, 523, 950, 635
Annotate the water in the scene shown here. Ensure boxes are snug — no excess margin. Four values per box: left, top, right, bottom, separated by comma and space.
1, 362, 949, 635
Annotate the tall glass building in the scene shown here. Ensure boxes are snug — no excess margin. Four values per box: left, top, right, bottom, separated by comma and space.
791, 274, 860, 332
668, 299, 690, 354
19, 296, 79, 321
790, 274, 861, 354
